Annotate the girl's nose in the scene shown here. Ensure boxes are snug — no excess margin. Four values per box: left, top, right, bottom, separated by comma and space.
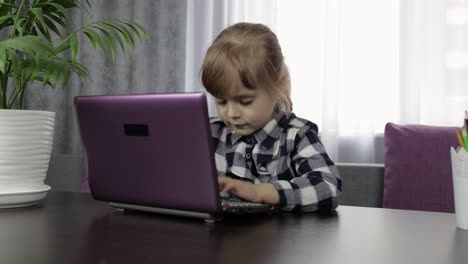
226, 102, 240, 118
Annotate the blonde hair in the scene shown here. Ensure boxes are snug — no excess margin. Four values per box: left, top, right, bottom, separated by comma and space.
201, 22, 292, 112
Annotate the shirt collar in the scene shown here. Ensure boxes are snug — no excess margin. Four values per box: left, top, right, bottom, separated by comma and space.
226, 111, 290, 148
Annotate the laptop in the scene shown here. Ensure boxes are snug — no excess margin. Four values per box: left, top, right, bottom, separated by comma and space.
74, 92, 274, 222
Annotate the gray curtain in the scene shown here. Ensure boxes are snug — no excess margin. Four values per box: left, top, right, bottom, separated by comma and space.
24, 0, 187, 156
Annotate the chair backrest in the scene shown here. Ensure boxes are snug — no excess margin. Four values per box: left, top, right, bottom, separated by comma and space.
383, 122, 459, 212
337, 163, 384, 208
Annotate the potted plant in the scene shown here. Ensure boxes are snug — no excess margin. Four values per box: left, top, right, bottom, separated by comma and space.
0, 0, 149, 207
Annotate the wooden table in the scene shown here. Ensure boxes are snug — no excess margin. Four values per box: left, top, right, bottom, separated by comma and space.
1, 192, 467, 264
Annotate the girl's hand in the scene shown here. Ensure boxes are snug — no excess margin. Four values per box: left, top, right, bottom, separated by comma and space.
218, 176, 279, 205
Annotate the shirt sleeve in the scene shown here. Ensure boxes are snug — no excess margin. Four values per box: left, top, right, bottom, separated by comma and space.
209, 117, 229, 176
270, 127, 342, 212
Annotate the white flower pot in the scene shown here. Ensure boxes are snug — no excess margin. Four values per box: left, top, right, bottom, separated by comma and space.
0, 109, 55, 208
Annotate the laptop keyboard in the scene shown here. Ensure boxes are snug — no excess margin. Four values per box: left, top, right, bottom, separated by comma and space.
220, 193, 273, 213
221, 198, 269, 208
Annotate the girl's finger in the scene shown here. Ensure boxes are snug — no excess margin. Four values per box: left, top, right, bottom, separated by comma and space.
222, 182, 236, 193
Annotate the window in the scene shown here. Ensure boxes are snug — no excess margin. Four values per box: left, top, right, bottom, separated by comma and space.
276, 0, 400, 135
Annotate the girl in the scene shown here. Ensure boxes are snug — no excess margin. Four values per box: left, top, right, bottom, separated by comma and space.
201, 22, 342, 212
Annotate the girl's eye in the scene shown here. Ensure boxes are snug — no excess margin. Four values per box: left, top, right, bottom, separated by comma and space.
240, 97, 255, 105
216, 100, 227, 105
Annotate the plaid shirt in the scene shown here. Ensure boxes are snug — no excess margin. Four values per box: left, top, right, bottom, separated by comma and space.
210, 111, 342, 212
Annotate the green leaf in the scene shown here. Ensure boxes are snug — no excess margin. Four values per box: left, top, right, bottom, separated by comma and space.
70, 33, 78, 63
94, 27, 115, 61
61, 65, 71, 88
0, 36, 52, 54
6, 48, 19, 71
43, 16, 62, 38
120, 20, 142, 42
28, 60, 41, 81
0, 2, 16, 18
121, 20, 151, 42
50, 64, 61, 87
0, 48, 6, 74
82, 31, 96, 50
114, 22, 135, 51
33, 56, 90, 88
52, 0, 81, 9
83, 28, 108, 60
0, 14, 13, 25
43, 3, 71, 22
42, 65, 51, 85
44, 12, 67, 29
29, 7, 52, 42
96, 21, 126, 55
101, 21, 135, 53
13, 17, 25, 36
53, 42, 70, 54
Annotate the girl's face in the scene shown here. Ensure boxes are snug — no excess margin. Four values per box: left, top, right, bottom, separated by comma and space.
214, 84, 276, 136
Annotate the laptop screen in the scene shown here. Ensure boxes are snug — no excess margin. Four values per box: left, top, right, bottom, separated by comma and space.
74, 92, 222, 215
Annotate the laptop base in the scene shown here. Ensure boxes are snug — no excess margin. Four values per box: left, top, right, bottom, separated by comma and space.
109, 202, 223, 223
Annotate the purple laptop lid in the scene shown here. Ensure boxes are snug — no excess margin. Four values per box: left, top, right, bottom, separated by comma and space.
74, 92, 222, 215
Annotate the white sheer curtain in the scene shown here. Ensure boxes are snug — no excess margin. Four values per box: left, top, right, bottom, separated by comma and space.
185, 0, 468, 163
275, 0, 399, 163
443, 0, 468, 125
402, 0, 468, 127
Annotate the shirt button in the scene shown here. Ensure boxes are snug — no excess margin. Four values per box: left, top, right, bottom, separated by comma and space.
247, 137, 253, 143
245, 153, 251, 159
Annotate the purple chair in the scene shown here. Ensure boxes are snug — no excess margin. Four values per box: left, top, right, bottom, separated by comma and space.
383, 122, 459, 213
